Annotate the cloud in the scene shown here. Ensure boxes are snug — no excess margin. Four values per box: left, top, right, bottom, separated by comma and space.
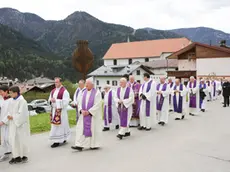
0, 0, 230, 33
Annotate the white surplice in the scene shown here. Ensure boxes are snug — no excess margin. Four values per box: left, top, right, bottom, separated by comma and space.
200, 84, 209, 110
0, 98, 12, 154
187, 81, 200, 115
168, 82, 175, 111
206, 82, 212, 101
114, 87, 134, 135
74, 89, 102, 148
73, 87, 85, 106
156, 83, 170, 123
48, 87, 71, 143
139, 79, 156, 129
104, 89, 119, 129
3, 96, 30, 158
172, 84, 187, 119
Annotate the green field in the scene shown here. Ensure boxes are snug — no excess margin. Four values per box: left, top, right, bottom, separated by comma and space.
29, 110, 76, 134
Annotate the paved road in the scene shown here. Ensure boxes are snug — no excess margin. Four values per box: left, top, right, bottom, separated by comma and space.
1, 100, 230, 172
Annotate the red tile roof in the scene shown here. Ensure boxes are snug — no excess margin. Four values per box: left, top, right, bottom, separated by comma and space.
103, 37, 191, 59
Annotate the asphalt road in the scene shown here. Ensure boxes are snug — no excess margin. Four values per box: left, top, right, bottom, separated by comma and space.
1, 100, 230, 172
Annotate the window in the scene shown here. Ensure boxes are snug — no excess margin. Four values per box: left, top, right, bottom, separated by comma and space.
113, 59, 117, 65
145, 58, 149, 62
136, 70, 140, 75
107, 80, 110, 84
129, 59, 132, 64
112, 81, 118, 86
96, 80, 99, 85
137, 80, 141, 84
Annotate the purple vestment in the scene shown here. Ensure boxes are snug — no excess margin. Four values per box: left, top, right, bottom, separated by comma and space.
189, 80, 197, 108
199, 83, 207, 108
173, 84, 183, 113
141, 80, 153, 116
82, 88, 97, 137
156, 83, 167, 111
117, 87, 131, 127
104, 90, 113, 126
127, 82, 141, 119
212, 81, 216, 96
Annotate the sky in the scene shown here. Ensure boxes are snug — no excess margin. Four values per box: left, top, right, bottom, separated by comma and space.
1, 0, 230, 33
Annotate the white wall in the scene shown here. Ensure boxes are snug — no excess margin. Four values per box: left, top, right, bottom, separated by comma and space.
197, 57, 230, 76
160, 52, 172, 59
178, 59, 196, 71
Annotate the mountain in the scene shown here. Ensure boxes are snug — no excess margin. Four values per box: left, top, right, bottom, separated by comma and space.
0, 8, 182, 60
0, 24, 76, 81
170, 27, 230, 46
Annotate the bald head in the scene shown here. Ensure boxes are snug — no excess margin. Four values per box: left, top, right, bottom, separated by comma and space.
129, 75, 135, 83
190, 76, 195, 82
160, 77, 166, 84
104, 84, 111, 93
168, 78, 173, 83
85, 79, 94, 90
175, 79, 180, 85
78, 79, 85, 89
120, 77, 127, 88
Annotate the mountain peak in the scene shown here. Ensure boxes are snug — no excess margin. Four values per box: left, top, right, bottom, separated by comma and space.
64, 11, 99, 22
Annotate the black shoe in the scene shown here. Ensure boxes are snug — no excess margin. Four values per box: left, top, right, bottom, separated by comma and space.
201, 109, 205, 112
189, 113, 195, 116
223, 105, 226, 107
102, 127, 110, 131
145, 128, 151, 131
51, 143, 60, 148
158, 122, 162, 125
116, 125, 119, 129
117, 134, 123, 140
9, 157, 22, 164
124, 132, 131, 137
22, 156, 28, 163
175, 118, 180, 120
71, 146, 83, 151
63, 140, 66, 144
161, 122, 165, 126
169, 110, 173, 112
90, 147, 100, 150
138, 126, 145, 130
181, 115, 185, 119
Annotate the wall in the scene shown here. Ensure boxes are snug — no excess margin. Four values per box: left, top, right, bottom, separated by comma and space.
178, 59, 196, 71
160, 52, 172, 59
197, 57, 230, 77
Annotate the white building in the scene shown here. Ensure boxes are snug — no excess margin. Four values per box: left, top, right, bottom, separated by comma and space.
89, 37, 191, 88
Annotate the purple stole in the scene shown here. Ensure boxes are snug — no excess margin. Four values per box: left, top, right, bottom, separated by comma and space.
128, 82, 141, 118
168, 82, 174, 104
141, 80, 153, 116
82, 88, 97, 137
199, 83, 206, 108
104, 90, 113, 126
189, 80, 197, 108
173, 84, 183, 113
50, 87, 66, 125
212, 81, 216, 96
117, 87, 131, 127
75, 88, 86, 123
156, 83, 167, 111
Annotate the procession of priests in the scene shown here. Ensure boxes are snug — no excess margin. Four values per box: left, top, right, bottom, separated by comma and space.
0, 75, 226, 164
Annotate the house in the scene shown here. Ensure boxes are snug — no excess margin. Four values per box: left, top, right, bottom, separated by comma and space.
88, 64, 154, 90
26, 77, 54, 86
103, 37, 191, 66
89, 38, 191, 88
0, 77, 18, 86
167, 42, 230, 81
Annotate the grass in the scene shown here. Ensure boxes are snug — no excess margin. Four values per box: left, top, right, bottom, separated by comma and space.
29, 110, 76, 134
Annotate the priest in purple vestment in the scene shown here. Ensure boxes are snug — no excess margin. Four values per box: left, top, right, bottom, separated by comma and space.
127, 75, 141, 127
138, 73, 156, 131
172, 79, 187, 120
156, 77, 170, 126
71, 79, 102, 151
187, 76, 200, 116
103, 84, 119, 131
114, 78, 134, 140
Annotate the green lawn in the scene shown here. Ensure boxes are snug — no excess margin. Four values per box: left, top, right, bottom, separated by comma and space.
29, 110, 76, 134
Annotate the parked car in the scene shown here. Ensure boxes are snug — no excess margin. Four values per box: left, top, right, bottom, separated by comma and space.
28, 99, 49, 110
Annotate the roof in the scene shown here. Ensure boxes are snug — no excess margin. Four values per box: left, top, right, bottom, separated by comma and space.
16, 84, 44, 94
141, 59, 178, 69
26, 77, 54, 85
103, 37, 191, 59
88, 64, 154, 77
168, 42, 230, 59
